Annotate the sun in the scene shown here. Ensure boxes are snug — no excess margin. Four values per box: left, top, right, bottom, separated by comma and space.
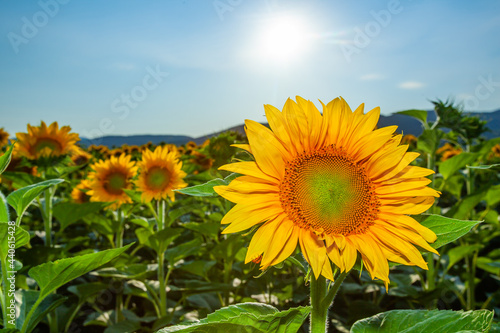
255, 14, 312, 64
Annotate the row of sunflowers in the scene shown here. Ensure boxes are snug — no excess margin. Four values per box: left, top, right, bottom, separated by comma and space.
1, 97, 500, 332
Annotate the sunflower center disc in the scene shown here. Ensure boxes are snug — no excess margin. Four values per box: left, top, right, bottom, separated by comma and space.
33, 138, 62, 154
145, 166, 171, 190
105, 172, 127, 195
279, 145, 379, 236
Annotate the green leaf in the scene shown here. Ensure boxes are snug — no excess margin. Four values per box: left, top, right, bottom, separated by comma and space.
180, 260, 217, 278
165, 238, 203, 263
176, 173, 239, 197
448, 191, 486, 220
350, 309, 494, 333
135, 227, 183, 254
0, 329, 20, 332
0, 222, 30, 264
476, 257, 500, 275
7, 178, 64, 220
418, 215, 481, 249
417, 129, 443, 155
467, 163, 500, 170
0, 144, 15, 175
29, 243, 132, 301
104, 321, 142, 333
0, 191, 10, 223
0, 171, 44, 189
156, 303, 311, 333
447, 245, 483, 270
439, 153, 479, 180
396, 109, 428, 126
53, 201, 110, 231
16, 290, 67, 332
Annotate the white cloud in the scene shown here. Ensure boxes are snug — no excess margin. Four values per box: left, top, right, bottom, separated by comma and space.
399, 81, 425, 89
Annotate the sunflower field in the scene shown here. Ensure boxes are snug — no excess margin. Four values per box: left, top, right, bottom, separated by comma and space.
1, 97, 500, 333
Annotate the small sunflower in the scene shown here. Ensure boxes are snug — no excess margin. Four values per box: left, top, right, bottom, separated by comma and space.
70, 146, 92, 165
135, 146, 187, 202
0, 128, 9, 147
15, 121, 79, 160
214, 96, 440, 286
71, 179, 92, 203
87, 154, 137, 209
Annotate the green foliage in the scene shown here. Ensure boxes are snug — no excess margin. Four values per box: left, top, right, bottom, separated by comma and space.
53, 201, 110, 230
418, 215, 481, 249
176, 173, 238, 197
29, 243, 133, 301
396, 109, 428, 127
351, 309, 494, 333
156, 303, 311, 333
6, 178, 64, 221
0, 144, 15, 175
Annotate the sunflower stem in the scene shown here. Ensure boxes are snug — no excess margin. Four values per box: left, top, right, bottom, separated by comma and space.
425, 151, 436, 296
43, 187, 54, 247
158, 199, 168, 317
114, 208, 124, 322
309, 275, 328, 333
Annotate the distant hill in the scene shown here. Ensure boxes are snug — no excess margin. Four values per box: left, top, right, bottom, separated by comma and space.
80, 109, 500, 147
79, 134, 193, 148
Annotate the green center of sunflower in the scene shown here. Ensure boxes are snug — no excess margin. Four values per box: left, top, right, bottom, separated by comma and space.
279, 145, 379, 236
105, 172, 128, 195
145, 167, 170, 191
33, 138, 62, 154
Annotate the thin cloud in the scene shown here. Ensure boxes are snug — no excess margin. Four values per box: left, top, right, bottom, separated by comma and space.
399, 81, 425, 89
360, 74, 384, 81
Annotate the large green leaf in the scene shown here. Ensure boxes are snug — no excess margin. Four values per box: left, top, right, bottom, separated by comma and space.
418, 215, 481, 249
0, 144, 15, 175
439, 153, 479, 180
176, 173, 239, 197
6, 179, 64, 220
29, 243, 132, 301
156, 303, 311, 333
53, 201, 110, 231
350, 309, 494, 333
396, 109, 428, 126
0, 191, 10, 223
16, 290, 67, 332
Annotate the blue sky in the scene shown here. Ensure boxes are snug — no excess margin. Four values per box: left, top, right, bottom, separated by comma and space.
1, 0, 499, 139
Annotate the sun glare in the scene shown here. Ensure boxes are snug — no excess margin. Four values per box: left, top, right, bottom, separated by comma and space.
255, 14, 312, 65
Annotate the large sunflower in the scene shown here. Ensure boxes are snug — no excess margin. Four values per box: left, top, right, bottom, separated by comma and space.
87, 154, 137, 209
214, 96, 439, 286
135, 146, 187, 202
15, 121, 79, 159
